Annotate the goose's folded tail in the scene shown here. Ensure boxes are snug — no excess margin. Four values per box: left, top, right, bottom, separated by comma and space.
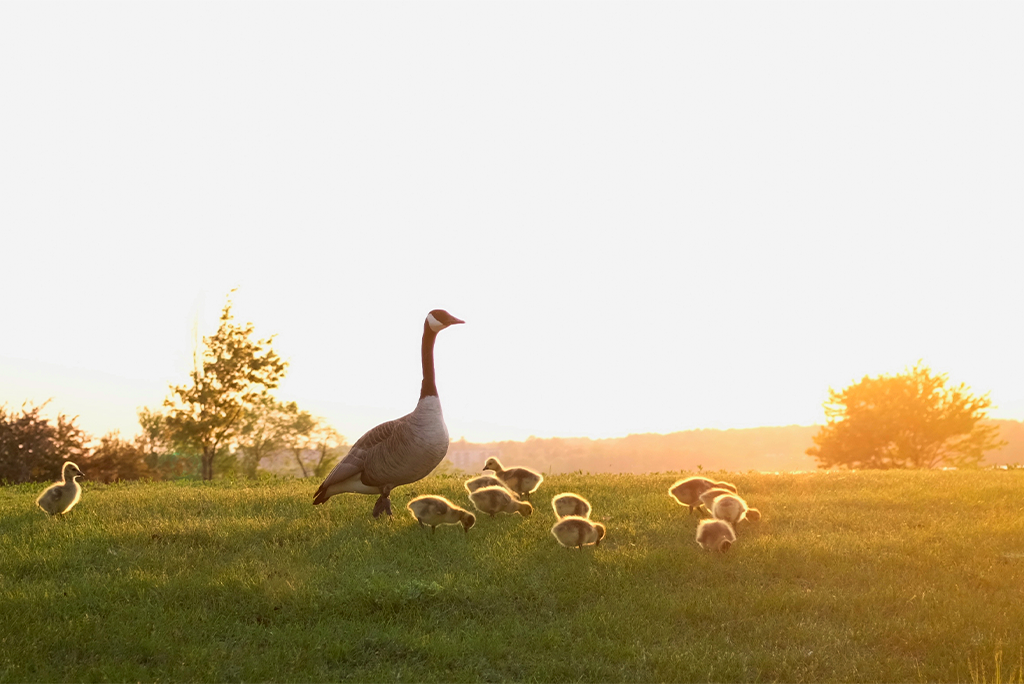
312, 486, 330, 505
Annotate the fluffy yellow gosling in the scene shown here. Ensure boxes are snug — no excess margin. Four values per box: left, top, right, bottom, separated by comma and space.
36, 461, 85, 516
552, 492, 592, 519
551, 515, 606, 550
669, 477, 737, 515
407, 495, 476, 534
711, 494, 761, 526
482, 457, 543, 500
469, 485, 533, 518
463, 474, 509, 495
698, 486, 739, 511
696, 518, 736, 552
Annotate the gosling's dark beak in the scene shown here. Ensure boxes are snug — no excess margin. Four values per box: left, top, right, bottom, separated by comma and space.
450, 317, 465, 325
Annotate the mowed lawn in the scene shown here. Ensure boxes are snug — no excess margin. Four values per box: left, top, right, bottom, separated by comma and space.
1, 469, 1023, 683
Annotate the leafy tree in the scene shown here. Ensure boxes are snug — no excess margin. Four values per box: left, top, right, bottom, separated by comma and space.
136, 407, 200, 479
807, 363, 1006, 470
161, 296, 288, 480
85, 432, 155, 483
307, 423, 347, 479
276, 410, 346, 478
235, 395, 300, 478
0, 402, 89, 484
281, 408, 318, 478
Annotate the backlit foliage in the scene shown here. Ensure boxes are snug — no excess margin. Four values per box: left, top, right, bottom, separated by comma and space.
808, 362, 1005, 469
162, 296, 288, 480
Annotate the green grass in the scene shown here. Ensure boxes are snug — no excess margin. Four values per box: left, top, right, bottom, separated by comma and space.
2, 470, 1024, 682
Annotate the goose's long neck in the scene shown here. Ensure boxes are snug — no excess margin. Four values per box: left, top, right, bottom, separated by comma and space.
420, 321, 440, 400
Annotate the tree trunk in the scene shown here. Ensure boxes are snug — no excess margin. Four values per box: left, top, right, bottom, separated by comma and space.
202, 448, 215, 480
293, 448, 309, 478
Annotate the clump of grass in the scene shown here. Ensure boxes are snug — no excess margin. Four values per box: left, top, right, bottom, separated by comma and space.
969, 648, 1024, 684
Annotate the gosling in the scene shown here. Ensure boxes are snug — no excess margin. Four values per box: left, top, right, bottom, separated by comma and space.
552, 492, 591, 519
463, 474, 509, 495
711, 494, 761, 526
669, 477, 738, 515
407, 495, 476, 534
698, 486, 740, 511
469, 485, 533, 518
36, 461, 85, 516
551, 515, 606, 550
482, 457, 543, 500
696, 518, 736, 552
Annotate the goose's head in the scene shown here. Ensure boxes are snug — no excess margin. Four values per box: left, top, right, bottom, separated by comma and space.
516, 501, 534, 518
482, 457, 500, 473
426, 309, 465, 333
460, 511, 476, 533
745, 508, 762, 522
593, 523, 607, 546
63, 462, 85, 481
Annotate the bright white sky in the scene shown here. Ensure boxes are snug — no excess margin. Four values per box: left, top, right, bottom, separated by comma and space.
1, 3, 1022, 446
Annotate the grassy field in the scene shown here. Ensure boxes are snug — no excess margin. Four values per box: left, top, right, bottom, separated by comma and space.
2, 469, 1023, 683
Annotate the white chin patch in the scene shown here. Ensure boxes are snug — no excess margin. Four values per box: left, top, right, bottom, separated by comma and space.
427, 313, 445, 332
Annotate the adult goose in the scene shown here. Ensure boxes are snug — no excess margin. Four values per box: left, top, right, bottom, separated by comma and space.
312, 309, 464, 517
36, 461, 85, 516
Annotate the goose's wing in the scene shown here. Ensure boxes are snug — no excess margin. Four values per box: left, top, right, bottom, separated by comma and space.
358, 416, 425, 487
35, 484, 61, 512
316, 416, 406, 493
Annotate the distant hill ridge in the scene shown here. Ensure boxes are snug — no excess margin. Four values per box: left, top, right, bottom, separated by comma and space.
447, 420, 1024, 474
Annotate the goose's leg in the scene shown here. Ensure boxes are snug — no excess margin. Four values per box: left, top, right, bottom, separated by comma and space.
371, 486, 394, 519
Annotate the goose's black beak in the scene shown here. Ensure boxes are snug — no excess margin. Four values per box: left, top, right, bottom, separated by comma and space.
450, 317, 465, 325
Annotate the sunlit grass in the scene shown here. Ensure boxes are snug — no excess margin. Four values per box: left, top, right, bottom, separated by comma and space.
1, 470, 1023, 682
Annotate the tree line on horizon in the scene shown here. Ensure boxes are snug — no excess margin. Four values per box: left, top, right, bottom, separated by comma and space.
448, 418, 1023, 476
451, 364, 1018, 474
2, 297, 1017, 484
